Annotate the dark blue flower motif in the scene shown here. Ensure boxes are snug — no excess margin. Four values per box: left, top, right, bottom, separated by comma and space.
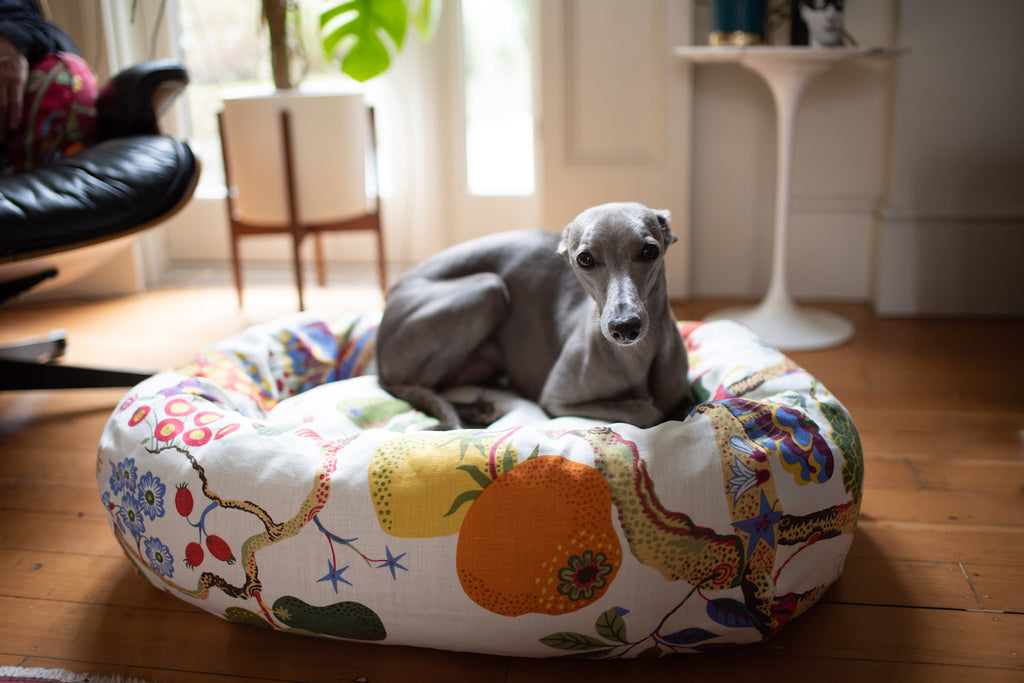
144, 537, 174, 578
118, 495, 146, 539
317, 559, 353, 593
377, 546, 408, 580
136, 472, 166, 520
109, 458, 138, 496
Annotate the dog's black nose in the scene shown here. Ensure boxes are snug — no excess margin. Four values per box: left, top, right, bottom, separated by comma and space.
610, 317, 642, 343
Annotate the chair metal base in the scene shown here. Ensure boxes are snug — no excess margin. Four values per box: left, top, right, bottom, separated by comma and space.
0, 330, 152, 390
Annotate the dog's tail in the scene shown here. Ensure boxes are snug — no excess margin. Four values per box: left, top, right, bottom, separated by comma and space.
381, 383, 462, 430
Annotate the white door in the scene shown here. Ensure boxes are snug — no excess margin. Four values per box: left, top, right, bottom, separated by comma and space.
538, 0, 694, 298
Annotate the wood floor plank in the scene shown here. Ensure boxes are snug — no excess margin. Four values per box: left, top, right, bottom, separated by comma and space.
825, 557, 980, 611
507, 652, 1024, 683
1, 479, 102, 516
962, 561, 1024, 614
849, 520, 1024, 567
860, 486, 1024, 526
0, 548, 189, 613
863, 458, 926, 489
772, 603, 1022, 670
0, 509, 123, 557
0, 446, 100, 481
17, 658, 270, 683
909, 459, 1024, 494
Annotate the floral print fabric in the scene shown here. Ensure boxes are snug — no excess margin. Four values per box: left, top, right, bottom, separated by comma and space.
1, 52, 97, 175
97, 311, 863, 657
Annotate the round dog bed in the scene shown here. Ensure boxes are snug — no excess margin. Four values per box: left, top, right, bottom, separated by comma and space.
97, 311, 863, 658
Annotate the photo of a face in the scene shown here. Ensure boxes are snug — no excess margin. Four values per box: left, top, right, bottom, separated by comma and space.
792, 0, 845, 47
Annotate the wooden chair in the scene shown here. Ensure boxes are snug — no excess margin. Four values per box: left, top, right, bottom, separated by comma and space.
218, 106, 386, 312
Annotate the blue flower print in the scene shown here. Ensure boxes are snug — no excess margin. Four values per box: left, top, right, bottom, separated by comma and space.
144, 537, 174, 578
118, 495, 146, 539
137, 472, 166, 520
109, 457, 138, 496
377, 546, 408, 580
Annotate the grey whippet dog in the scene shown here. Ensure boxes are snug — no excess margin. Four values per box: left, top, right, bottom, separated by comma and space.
376, 202, 695, 429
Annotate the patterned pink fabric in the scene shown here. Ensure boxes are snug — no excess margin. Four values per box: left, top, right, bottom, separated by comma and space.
1, 51, 97, 175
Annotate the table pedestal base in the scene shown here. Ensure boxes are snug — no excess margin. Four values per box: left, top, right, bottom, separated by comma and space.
706, 301, 854, 351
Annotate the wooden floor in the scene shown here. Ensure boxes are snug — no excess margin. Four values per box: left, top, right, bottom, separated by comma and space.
1, 284, 1022, 682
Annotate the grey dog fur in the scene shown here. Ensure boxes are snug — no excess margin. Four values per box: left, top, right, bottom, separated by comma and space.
376, 202, 695, 429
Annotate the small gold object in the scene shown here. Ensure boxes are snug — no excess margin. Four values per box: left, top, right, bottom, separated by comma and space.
709, 30, 764, 46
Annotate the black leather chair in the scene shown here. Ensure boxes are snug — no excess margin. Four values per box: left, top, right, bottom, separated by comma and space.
0, 60, 200, 390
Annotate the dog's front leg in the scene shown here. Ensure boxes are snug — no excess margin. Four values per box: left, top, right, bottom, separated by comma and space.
649, 320, 696, 421
539, 356, 665, 427
541, 394, 665, 428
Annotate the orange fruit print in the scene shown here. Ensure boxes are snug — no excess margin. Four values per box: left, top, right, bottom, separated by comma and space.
456, 455, 622, 617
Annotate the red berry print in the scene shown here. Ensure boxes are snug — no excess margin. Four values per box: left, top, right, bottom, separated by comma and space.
206, 535, 234, 563
175, 484, 194, 517
185, 542, 204, 568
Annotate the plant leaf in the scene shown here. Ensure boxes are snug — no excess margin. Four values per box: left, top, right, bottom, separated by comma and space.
637, 644, 662, 658
706, 597, 758, 629
443, 489, 481, 517
411, 0, 442, 40
319, 0, 357, 29
595, 607, 628, 644
342, 30, 391, 82
456, 463, 492, 489
501, 443, 519, 475
659, 627, 718, 646
320, 0, 408, 82
371, 0, 408, 48
540, 632, 609, 651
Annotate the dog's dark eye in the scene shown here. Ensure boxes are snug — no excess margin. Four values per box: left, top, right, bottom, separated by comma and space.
576, 251, 595, 269
640, 243, 660, 261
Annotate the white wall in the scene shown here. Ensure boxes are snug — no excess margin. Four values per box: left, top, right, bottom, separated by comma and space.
689, 1, 897, 302
539, 0, 694, 299
873, 0, 1024, 316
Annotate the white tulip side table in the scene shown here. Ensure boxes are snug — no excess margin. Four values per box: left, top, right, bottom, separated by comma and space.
674, 46, 899, 351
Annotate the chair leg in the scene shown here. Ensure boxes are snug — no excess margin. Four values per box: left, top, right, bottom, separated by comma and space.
0, 268, 58, 305
292, 233, 306, 312
219, 110, 246, 309
314, 231, 327, 287
229, 232, 244, 308
375, 225, 388, 296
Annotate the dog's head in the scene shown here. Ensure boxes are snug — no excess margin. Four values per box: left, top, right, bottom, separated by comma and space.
557, 202, 676, 347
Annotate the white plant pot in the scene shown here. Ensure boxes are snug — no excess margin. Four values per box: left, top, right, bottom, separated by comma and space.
220, 88, 369, 228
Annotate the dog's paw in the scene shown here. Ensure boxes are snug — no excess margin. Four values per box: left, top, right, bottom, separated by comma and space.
453, 397, 503, 427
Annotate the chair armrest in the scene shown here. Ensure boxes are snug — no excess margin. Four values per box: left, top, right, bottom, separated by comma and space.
96, 60, 190, 140
0, 135, 198, 260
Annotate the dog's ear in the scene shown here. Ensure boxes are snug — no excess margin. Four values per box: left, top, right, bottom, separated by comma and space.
556, 225, 573, 263
654, 209, 678, 247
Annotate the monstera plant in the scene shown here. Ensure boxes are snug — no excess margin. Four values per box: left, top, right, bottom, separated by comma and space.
262, 0, 441, 89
